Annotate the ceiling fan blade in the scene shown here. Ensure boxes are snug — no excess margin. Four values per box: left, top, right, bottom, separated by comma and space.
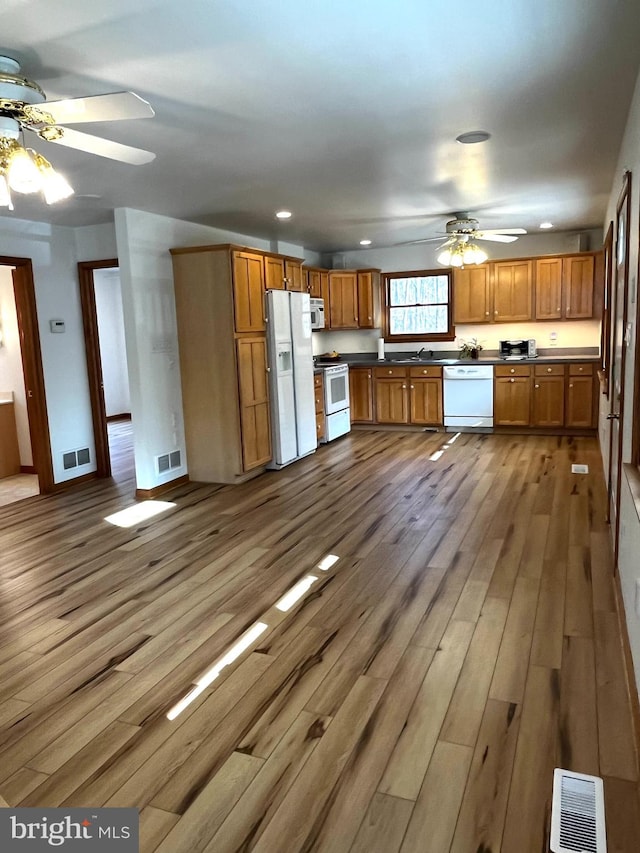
42, 126, 155, 164
476, 233, 519, 243
478, 227, 527, 235
42, 92, 154, 125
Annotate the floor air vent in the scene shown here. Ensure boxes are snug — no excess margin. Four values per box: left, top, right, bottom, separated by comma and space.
550, 768, 606, 853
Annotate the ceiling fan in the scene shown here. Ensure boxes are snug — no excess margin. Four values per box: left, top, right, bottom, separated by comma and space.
405, 213, 527, 246
0, 55, 155, 167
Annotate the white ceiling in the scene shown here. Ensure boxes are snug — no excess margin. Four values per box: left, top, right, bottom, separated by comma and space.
1, 0, 640, 252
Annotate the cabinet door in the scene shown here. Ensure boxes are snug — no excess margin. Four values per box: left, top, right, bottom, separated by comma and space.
264, 255, 285, 290
328, 272, 358, 328
532, 376, 565, 427
233, 251, 266, 332
357, 272, 375, 328
453, 266, 492, 323
349, 367, 374, 422
566, 375, 594, 427
375, 379, 408, 424
409, 378, 442, 425
492, 260, 533, 321
494, 377, 531, 425
535, 258, 563, 320
564, 255, 594, 319
307, 269, 322, 297
236, 337, 271, 470
285, 260, 304, 292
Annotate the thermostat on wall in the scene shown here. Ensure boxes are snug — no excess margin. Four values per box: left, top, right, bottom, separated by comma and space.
50, 319, 65, 333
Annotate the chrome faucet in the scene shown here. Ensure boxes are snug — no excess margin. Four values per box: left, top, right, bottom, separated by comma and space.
416, 347, 425, 358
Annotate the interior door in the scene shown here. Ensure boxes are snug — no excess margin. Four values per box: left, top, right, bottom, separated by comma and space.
607, 171, 631, 567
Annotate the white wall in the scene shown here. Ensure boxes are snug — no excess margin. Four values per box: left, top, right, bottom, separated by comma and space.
114, 207, 311, 492
94, 267, 130, 418
0, 265, 32, 466
0, 216, 117, 483
599, 66, 640, 694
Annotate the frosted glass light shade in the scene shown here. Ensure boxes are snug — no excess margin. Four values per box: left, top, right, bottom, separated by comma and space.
7, 147, 41, 193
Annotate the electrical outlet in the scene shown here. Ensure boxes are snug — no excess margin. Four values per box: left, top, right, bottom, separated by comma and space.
549, 331, 558, 347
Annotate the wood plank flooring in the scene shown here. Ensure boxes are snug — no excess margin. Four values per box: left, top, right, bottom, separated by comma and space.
1, 429, 639, 851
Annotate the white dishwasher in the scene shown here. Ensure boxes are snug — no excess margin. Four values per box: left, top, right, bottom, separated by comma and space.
443, 364, 494, 428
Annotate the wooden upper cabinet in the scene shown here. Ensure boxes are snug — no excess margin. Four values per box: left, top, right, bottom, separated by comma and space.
236, 336, 271, 470
492, 260, 533, 322
357, 271, 375, 329
535, 258, 563, 320
453, 266, 492, 323
307, 268, 322, 297
264, 255, 285, 290
328, 272, 359, 329
285, 260, 304, 292
233, 251, 266, 332
564, 254, 594, 319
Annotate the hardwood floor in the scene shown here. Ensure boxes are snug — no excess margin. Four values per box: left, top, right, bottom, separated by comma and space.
0, 429, 639, 851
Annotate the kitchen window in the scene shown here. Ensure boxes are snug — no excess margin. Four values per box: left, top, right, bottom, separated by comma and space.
382, 269, 454, 342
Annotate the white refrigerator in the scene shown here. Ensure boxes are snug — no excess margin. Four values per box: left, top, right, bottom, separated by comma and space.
265, 290, 317, 469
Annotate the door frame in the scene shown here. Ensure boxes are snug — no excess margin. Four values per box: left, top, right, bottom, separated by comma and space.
606, 171, 631, 568
3, 255, 54, 493
77, 258, 119, 478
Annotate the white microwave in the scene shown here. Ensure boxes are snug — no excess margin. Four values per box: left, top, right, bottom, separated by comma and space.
310, 297, 325, 330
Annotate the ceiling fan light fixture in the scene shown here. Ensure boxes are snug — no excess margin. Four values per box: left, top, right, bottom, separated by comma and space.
437, 247, 453, 265
0, 174, 13, 209
6, 144, 41, 193
34, 153, 74, 203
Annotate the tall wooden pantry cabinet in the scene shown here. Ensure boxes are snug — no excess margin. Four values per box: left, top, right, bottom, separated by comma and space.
170, 244, 274, 484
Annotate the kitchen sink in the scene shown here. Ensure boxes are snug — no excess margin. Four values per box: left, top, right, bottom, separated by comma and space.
385, 357, 459, 364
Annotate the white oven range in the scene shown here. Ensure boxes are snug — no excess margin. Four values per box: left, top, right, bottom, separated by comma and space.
320, 362, 351, 441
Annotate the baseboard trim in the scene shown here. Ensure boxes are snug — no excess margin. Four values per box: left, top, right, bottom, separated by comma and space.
50, 471, 97, 493
135, 474, 189, 500
20, 465, 36, 474
613, 569, 640, 776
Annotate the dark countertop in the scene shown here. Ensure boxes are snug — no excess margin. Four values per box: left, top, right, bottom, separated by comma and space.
314, 350, 600, 369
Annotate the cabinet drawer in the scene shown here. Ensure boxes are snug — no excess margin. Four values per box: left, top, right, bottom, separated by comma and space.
569, 363, 594, 376
495, 364, 531, 377
534, 364, 565, 377
409, 365, 443, 378
314, 373, 324, 388
374, 366, 407, 378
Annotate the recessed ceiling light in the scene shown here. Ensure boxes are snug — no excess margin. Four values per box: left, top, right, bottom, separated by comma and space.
275, 210, 292, 220
456, 131, 491, 145
540, 222, 553, 229
359, 239, 372, 246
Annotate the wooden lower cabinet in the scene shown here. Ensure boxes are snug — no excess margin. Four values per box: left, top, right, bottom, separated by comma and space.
566, 364, 595, 427
349, 367, 374, 423
375, 379, 408, 424
373, 366, 443, 426
494, 365, 531, 426
532, 365, 565, 427
314, 372, 325, 441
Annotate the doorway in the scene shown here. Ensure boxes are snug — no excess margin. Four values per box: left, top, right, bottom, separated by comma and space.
607, 171, 631, 569
78, 259, 135, 483
0, 256, 53, 505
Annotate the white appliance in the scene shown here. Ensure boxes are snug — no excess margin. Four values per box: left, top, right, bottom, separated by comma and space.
310, 297, 325, 330
265, 290, 317, 468
443, 364, 494, 428
322, 362, 351, 441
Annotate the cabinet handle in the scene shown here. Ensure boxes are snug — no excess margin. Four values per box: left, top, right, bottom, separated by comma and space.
494, 310, 498, 315
547, 367, 552, 373
569, 383, 573, 388
510, 368, 515, 374
535, 384, 540, 388
422, 369, 427, 374
578, 367, 583, 372
510, 378, 515, 383
388, 370, 392, 374
266, 367, 271, 373
485, 311, 490, 316
410, 385, 414, 389
557, 306, 561, 310
402, 384, 406, 389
